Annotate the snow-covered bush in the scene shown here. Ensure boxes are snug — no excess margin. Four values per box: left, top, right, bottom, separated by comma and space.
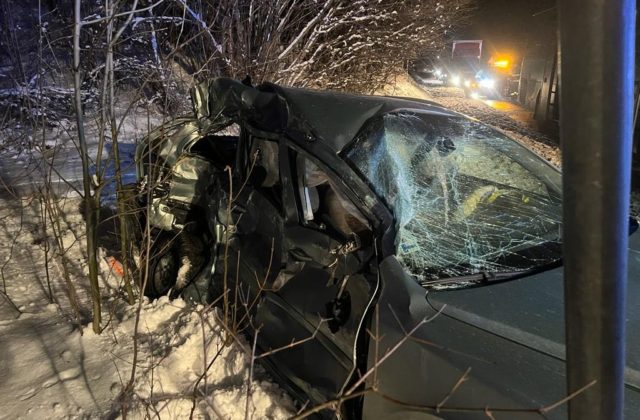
0, 0, 473, 126
151, 0, 474, 92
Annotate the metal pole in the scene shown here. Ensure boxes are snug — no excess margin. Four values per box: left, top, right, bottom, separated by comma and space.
559, 1, 635, 419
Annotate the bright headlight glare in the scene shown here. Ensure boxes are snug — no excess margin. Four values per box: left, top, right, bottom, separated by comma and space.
464, 79, 471, 88
480, 78, 496, 89
451, 75, 461, 86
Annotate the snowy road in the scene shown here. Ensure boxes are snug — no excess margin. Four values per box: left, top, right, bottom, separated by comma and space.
420, 85, 542, 134
481, 98, 536, 128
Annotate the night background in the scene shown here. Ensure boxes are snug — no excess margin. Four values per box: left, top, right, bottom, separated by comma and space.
0, 1, 638, 418
460, 0, 557, 61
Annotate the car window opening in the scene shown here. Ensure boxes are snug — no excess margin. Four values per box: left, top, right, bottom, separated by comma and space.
243, 136, 283, 210
298, 155, 370, 241
249, 136, 280, 187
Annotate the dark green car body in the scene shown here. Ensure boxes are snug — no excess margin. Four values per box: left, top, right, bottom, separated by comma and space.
135, 78, 640, 419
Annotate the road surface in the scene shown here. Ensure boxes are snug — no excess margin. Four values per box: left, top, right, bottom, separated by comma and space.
481, 98, 537, 129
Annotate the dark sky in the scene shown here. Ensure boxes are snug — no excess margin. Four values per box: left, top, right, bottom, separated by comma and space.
457, 0, 557, 60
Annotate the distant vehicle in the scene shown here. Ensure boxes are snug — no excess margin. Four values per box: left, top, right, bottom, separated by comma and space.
444, 40, 514, 99
446, 64, 502, 99
132, 78, 640, 419
452, 40, 483, 61
445, 40, 484, 91
410, 59, 447, 85
459, 68, 503, 99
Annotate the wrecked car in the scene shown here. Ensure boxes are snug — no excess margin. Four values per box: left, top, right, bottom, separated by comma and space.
133, 78, 640, 419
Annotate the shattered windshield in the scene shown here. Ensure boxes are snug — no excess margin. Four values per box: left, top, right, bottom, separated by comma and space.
344, 111, 563, 282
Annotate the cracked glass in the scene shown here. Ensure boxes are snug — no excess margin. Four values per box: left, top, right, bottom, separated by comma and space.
344, 111, 563, 284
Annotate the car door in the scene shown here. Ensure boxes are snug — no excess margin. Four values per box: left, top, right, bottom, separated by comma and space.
223, 135, 379, 411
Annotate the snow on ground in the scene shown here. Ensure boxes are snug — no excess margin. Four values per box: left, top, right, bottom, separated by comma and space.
0, 88, 297, 419
0, 196, 295, 419
0, 102, 168, 198
374, 72, 432, 101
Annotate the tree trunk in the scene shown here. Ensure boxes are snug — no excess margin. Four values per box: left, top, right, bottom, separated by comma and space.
73, 0, 101, 333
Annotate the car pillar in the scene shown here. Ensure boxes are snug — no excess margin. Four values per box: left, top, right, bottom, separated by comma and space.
559, 0, 635, 419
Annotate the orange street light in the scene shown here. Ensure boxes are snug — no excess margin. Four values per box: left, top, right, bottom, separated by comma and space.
493, 59, 510, 69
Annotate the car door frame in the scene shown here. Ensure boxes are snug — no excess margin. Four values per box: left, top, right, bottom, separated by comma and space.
239, 133, 382, 412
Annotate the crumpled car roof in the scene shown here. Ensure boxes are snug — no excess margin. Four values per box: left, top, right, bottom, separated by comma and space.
191, 78, 461, 152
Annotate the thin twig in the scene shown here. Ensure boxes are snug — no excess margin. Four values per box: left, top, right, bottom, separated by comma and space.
437, 367, 471, 412
540, 379, 597, 414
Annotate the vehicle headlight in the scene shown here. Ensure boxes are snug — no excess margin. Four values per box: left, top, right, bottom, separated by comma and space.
464, 79, 472, 88
435, 69, 442, 77
479, 78, 496, 89
451, 75, 461, 86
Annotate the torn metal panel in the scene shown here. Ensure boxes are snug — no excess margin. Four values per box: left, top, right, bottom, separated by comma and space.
168, 154, 214, 207
147, 154, 215, 231
190, 78, 289, 134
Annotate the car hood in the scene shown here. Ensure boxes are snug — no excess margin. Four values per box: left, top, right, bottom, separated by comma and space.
427, 229, 640, 391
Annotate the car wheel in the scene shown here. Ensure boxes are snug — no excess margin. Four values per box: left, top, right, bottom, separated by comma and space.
141, 232, 180, 298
